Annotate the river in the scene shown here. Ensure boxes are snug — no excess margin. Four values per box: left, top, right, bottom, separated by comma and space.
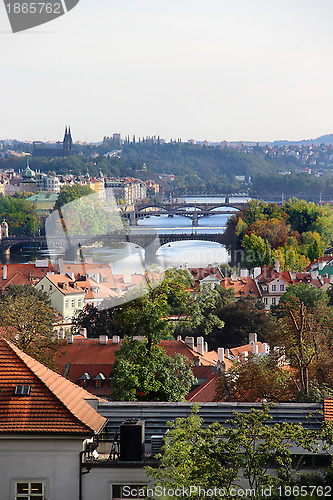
5, 196, 250, 272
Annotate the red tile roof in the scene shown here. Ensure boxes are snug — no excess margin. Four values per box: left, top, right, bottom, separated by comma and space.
0, 262, 57, 288
0, 339, 106, 435
257, 266, 292, 285
188, 267, 224, 281
324, 399, 333, 421
186, 372, 219, 402
220, 277, 261, 299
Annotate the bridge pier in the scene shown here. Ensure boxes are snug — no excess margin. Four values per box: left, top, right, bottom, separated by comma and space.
129, 211, 138, 226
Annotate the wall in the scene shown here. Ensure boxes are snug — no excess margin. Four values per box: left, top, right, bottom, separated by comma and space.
0, 437, 84, 500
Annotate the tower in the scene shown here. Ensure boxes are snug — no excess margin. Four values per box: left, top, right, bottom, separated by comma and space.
63, 125, 73, 155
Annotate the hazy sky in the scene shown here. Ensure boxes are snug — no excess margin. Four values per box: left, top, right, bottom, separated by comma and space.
1, 0, 333, 143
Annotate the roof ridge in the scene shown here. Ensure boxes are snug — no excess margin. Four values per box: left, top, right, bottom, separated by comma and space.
5, 339, 106, 434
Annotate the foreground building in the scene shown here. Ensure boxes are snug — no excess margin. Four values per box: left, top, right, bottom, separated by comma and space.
0, 338, 106, 500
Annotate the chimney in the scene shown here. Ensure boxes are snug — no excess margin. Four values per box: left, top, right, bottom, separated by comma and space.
58, 327, 65, 339
79, 328, 87, 338
197, 337, 204, 356
204, 342, 208, 353
123, 270, 131, 284
217, 347, 224, 363
185, 336, 195, 350
249, 333, 257, 344
225, 348, 231, 358
261, 343, 270, 354
319, 260, 325, 271
112, 335, 120, 344
310, 271, 318, 279
240, 268, 249, 278
274, 261, 280, 273
253, 344, 259, 355
289, 271, 296, 282
253, 267, 261, 279
177, 335, 182, 341
99, 335, 108, 344
58, 258, 64, 274
3, 265, 7, 280
242, 351, 248, 361
231, 271, 237, 281
67, 335, 74, 344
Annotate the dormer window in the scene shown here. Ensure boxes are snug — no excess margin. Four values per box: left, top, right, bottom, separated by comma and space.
94, 372, 106, 388
15, 385, 31, 396
79, 373, 91, 388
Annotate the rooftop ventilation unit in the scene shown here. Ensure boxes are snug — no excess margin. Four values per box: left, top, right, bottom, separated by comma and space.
151, 435, 164, 458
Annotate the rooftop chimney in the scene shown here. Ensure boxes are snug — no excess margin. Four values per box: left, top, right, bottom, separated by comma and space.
261, 343, 270, 354
217, 347, 224, 363
123, 270, 131, 284
185, 336, 195, 350
67, 335, 74, 344
99, 335, 108, 344
204, 342, 208, 353
242, 351, 248, 361
253, 344, 259, 355
177, 335, 182, 341
310, 271, 318, 279
249, 332, 257, 344
112, 335, 120, 344
197, 337, 204, 356
253, 267, 261, 279
240, 268, 249, 278
3, 265, 7, 280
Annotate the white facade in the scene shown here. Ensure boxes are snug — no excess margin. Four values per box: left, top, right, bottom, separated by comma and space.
0, 437, 84, 500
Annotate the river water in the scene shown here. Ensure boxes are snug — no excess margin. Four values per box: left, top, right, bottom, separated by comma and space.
7, 196, 249, 272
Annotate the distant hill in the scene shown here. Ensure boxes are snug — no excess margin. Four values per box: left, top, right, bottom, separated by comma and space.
269, 134, 333, 146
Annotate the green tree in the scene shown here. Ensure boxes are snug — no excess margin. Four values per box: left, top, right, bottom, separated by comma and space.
54, 184, 94, 210
274, 283, 328, 312
111, 339, 195, 401
146, 405, 318, 499
208, 298, 272, 349
0, 285, 64, 368
72, 303, 122, 338
0, 194, 39, 236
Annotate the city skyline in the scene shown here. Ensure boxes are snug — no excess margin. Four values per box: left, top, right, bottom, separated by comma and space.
1, 0, 333, 143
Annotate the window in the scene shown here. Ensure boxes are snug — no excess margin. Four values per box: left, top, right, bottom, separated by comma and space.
280, 284, 285, 291
272, 297, 276, 305
15, 481, 45, 499
40, 285, 44, 291
271, 285, 276, 291
15, 385, 31, 396
112, 485, 147, 500
263, 297, 268, 305
65, 299, 69, 309
78, 299, 83, 308
71, 299, 75, 308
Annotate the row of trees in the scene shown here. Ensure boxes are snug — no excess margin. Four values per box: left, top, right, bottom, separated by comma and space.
146, 405, 333, 498
225, 198, 333, 270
